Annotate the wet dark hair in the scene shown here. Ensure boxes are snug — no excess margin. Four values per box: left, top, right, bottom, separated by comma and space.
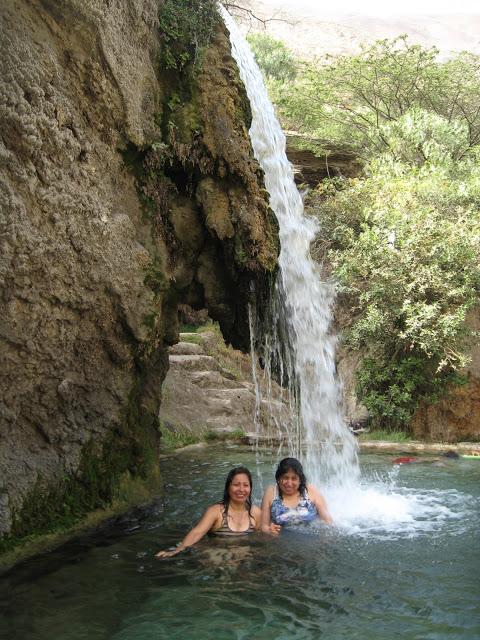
221, 466, 253, 515
275, 457, 307, 497
442, 450, 459, 459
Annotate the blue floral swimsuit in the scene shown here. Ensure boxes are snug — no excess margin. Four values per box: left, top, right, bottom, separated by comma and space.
270, 488, 318, 526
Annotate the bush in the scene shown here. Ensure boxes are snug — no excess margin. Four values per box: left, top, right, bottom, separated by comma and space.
307, 119, 480, 425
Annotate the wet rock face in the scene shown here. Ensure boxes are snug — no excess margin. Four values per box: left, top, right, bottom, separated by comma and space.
412, 380, 480, 443
285, 137, 362, 187
412, 310, 480, 442
0, 0, 278, 538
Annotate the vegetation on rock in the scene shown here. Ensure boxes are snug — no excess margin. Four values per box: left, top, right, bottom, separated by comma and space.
158, 0, 220, 70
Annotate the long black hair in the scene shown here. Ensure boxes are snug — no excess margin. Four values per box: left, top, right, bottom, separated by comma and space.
221, 466, 253, 515
275, 457, 307, 497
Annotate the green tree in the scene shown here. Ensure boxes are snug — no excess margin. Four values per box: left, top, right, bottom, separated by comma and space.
308, 114, 480, 427
280, 36, 480, 159
247, 33, 297, 82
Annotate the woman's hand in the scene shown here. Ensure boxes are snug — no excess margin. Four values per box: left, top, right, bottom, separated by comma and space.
154, 504, 222, 559
260, 485, 280, 535
262, 522, 281, 536
155, 546, 184, 559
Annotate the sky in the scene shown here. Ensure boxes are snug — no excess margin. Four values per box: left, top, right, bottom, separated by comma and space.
259, 0, 480, 14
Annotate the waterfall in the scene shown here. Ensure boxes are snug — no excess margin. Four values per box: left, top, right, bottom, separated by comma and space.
220, 6, 359, 488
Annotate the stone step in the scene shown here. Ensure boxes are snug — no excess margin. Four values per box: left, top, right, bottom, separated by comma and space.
202, 391, 255, 418
168, 354, 220, 372
189, 370, 245, 389
206, 387, 254, 399
169, 341, 205, 356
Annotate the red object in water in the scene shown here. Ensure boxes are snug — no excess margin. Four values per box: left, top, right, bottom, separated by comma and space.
392, 456, 418, 465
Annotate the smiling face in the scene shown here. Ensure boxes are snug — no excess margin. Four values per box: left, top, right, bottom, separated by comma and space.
278, 470, 301, 497
228, 473, 252, 504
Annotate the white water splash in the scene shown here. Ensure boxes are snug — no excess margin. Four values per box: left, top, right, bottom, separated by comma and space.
220, 6, 358, 488
324, 469, 475, 539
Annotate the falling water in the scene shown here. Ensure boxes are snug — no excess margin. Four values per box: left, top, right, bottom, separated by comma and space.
218, 13, 472, 544
220, 7, 358, 488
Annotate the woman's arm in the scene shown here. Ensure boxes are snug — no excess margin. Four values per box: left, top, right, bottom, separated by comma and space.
308, 484, 333, 525
155, 504, 221, 558
251, 504, 262, 530
260, 485, 281, 535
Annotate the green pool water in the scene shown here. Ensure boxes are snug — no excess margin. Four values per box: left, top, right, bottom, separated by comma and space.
1, 446, 479, 639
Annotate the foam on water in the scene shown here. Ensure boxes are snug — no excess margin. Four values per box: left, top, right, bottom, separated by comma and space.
324, 484, 471, 540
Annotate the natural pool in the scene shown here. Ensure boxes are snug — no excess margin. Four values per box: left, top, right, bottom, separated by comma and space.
1, 445, 479, 639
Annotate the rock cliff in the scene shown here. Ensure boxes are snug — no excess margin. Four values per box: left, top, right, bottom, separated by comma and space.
0, 0, 278, 543
411, 310, 480, 442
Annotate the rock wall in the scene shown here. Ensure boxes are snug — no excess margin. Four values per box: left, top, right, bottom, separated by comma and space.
411, 379, 480, 443
286, 135, 361, 187
411, 309, 480, 442
0, 0, 278, 541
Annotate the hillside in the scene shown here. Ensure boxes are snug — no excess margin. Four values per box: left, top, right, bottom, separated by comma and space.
238, 1, 480, 58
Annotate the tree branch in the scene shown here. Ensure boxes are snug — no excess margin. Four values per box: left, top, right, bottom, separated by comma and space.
220, 2, 296, 28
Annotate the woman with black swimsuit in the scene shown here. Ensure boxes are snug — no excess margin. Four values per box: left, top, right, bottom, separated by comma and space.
155, 466, 261, 558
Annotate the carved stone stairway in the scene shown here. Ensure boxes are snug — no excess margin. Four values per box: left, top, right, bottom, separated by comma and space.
159, 332, 259, 436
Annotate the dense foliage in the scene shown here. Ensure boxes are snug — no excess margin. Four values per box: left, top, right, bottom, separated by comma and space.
277, 36, 480, 159
250, 35, 480, 427
247, 33, 297, 82
309, 141, 480, 426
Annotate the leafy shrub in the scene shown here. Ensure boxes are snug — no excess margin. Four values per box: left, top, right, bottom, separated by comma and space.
307, 116, 480, 425
247, 33, 297, 82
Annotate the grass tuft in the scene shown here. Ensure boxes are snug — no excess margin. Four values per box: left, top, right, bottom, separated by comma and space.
359, 429, 414, 443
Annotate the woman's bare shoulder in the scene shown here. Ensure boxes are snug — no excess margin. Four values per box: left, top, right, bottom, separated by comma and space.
201, 503, 224, 529
207, 503, 223, 515
306, 483, 322, 496
202, 502, 223, 522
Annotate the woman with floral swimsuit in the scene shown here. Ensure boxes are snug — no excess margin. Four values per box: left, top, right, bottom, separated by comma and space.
261, 457, 333, 535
